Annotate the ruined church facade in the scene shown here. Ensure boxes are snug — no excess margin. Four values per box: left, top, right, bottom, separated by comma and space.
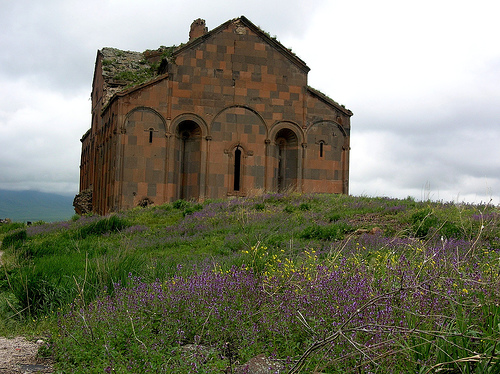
78, 17, 352, 215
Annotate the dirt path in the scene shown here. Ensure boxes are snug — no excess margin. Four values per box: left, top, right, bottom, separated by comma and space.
0, 337, 53, 373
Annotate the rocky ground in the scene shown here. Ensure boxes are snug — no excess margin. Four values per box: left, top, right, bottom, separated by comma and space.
0, 337, 53, 374
0, 249, 53, 373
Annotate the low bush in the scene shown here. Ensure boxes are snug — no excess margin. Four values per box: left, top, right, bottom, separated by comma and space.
172, 199, 190, 210
300, 222, 352, 241
410, 207, 438, 238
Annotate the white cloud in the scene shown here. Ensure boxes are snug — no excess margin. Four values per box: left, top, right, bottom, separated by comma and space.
0, 77, 89, 194
0, 0, 499, 205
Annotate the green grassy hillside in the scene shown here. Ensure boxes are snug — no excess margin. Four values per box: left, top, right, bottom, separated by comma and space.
0, 193, 499, 373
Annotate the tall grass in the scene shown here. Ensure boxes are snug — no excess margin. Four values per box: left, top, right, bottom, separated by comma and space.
0, 194, 499, 372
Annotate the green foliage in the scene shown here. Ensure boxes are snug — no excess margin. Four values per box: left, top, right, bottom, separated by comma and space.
298, 202, 311, 211
172, 199, 190, 210
410, 206, 466, 239
170, 199, 204, 216
327, 212, 342, 222
101, 58, 113, 66
254, 203, 265, 211
76, 215, 130, 239
0, 221, 25, 235
300, 222, 352, 241
113, 68, 154, 85
411, 207, 438, 238
1, 229, 27, 249
183, 203, 203, 216
11, 270, 67, 315
440, 220, 463, 239
159, 45, 177, 59
403, 302, 500, 373
1, 193, 499, 371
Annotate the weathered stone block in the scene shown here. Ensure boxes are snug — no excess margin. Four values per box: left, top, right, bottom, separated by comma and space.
78, 16, 352, 215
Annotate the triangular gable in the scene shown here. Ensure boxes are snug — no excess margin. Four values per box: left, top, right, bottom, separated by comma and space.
173, 16, 310, 74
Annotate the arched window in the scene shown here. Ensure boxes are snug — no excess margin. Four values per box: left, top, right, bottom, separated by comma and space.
319, 141, 325, 158
234, 147, 242, 191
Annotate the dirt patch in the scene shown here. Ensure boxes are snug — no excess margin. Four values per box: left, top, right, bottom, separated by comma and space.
1, 250, 54, 373
0, 337, 53, 374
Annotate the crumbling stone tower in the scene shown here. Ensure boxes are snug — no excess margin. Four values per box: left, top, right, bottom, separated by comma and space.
77, 16, 352, 215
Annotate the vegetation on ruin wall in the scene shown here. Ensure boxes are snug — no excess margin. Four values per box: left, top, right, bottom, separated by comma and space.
102, 45, 178, 89
1, 193, 500, 373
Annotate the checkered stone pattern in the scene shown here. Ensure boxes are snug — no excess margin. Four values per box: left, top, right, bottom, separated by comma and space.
170, 23, 307, 123
81, 17, 351, 214
121, 108, 167, 209
303, 121, 345, 193
208, 106, 267, 198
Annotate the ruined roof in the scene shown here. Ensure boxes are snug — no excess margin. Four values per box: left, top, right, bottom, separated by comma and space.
97, 16, 311, 105
98, 46, 176, 106
100, 47, 146, 80
96, 17, 353, 113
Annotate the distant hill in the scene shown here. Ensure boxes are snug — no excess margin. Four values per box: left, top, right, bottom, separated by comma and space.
0, 189, 75, 223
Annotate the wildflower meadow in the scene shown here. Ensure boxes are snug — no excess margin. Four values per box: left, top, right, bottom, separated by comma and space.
0, 193, 499, 373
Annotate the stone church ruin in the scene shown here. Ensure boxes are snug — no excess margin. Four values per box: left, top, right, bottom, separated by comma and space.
76, 16, 352, 215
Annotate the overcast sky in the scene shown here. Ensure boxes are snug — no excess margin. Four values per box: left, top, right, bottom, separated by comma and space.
1, 0, 499, 205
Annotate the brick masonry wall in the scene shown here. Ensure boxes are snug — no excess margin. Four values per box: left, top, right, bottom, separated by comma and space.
82, 17, 351, 214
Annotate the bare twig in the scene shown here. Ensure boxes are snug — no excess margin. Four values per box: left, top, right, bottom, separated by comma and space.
127, 309, 146, 348
296, 310, 316, 336
422, 354, 495, 374
288, 286, 409, 373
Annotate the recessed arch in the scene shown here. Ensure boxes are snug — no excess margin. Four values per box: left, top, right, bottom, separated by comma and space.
273, 126, 300, 192
170, 113, 208, 138
269, 120, 304, 145
173, 119, 203, 200
225, 141, 251, 156
275, 127, 299, 146
211, 104, 268, 135
119, 106, 167, 210
306, 120, 348, 157
124, 106, 166, 132
307, 120, 347, 138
